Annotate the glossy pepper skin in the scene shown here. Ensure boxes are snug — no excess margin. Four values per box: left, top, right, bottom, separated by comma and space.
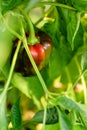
12, 31, 52, 76
23, 43, 46, 75
28, 43, 45, 66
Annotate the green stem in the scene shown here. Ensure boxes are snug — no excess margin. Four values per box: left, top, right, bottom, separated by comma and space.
72, 12, 81, 50
0, 86, 12, 92
21, 25, 49, 95
42, 93, 50, 130
35, 17, 44, 26
0, 40, 21, 104
67, 73, 81, 94
74, 57, 87, 104
81, 72, 87, 104
22, 11, 39, 45
45, 6, 54, 17
67, 57, 87, 104
37, 2, 76, 11
65, 67, 72, 90
42, 106, 47, 130
35, 6, 54, 26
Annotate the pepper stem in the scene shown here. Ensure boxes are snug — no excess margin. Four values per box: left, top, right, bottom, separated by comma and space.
23, 12, 39, 45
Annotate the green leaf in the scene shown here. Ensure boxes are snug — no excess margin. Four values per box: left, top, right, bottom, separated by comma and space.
43, 36, 73, 83
1, 0, 41, 14
57, 7, 83, 50
0, 94, 7, 130
81, 51, 87, 72
42, 28, 73, 83
57, 96, 80, 112
57, 96, 87, 127
0, 18, 13, 69
73, 125, 87, 130
11, 73, 44, 100
30, 107, 58, 124
42, 7, 60, 48
48, 48, 63, 80
78, 104, 87, 128
72, 0, 87, 11
58, 108, 73, 130
0, 11, 25, 69
67, 12, 81, 49
45, 123, 60, 130
11, 97, 22, 128
57, 0, 87, 11
25, 0, 41, 12
1, 0, 27, 13
42, 7, 83, 84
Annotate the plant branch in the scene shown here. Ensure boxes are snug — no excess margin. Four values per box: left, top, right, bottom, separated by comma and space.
0, 40, 21, 104
67, 56, 87, 104
35, 6, 55, 26
42, 106, 47, 130
37, 2, 76, 11
21, 24, 49, 95
72, 12, 81, 50
21, 11, 39, 45
65, 66, 72, 91
74, 57, 87, 104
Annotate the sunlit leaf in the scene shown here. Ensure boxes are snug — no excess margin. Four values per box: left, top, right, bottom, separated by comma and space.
11, 73, 44, 100
58, 108, 73, 130
25, 0, 41, 11
81, 51, 87, 72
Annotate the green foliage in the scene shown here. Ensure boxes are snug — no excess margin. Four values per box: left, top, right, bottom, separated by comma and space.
81, 51, 87, 72
1, 0, 41, 14
42, 8, 60, 48
72, 0, 87, 11
57, 96, 81, 111
58, 108, 73, 130
0, 95, 7, 130
0, 0, 87, 130
30, 107, 58, 124
41, 6, 83, 83
57, 96, 87, 128
1, 0, 23, 13
44, 123, 60, 130
67, 12, 81, 49
73, 125, 87, 130
0, 10, 25, 69
11, 73, 44, 100
78, 104, 87, 128
57, 8, 83, 50
29, 96, 87, 129
11, 98, 22, 128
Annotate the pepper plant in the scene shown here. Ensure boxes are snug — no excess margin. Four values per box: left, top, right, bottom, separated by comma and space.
0, 0, 87, 130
